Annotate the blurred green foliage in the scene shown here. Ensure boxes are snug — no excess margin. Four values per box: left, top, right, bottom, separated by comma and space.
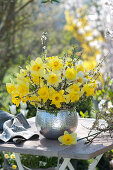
21, 154, 57, 169
76, 96, 93, 117
0, 153, 3, 168
95, 75, 113, 102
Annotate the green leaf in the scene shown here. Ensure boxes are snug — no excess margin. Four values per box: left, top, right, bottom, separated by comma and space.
27, 55, 31, 61
80, 111, 84, 118
102, 89, 105, 93
41, 0, 60, 3
41, 1, 48, 3
53, 0, 60, 2
84, 111, 88, 117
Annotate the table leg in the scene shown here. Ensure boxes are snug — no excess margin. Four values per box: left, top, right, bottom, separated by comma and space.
58, 158, 74, 170
68, 161, 75, 170
14, 153, 24, 170
88, 154, 103, 170
14, 153, 103, 170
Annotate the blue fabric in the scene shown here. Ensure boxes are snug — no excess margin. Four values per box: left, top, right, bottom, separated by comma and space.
0, 110, 13, 130
0, 111, 39, 143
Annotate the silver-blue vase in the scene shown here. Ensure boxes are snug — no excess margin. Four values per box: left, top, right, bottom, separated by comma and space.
35, 109, 78, 139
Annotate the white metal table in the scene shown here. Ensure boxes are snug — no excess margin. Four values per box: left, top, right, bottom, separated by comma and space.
0, 118, 113, 170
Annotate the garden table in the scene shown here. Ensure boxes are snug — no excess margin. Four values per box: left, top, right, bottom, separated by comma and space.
0, 117, 113, 170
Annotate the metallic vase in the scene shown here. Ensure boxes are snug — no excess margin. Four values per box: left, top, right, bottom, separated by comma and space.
35, 109, 78, 139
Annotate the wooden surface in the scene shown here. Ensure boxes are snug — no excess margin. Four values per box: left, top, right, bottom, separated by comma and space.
0, 118, 113, 160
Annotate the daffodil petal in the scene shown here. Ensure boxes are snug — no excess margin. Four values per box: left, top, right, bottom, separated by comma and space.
64, 131, 69, 135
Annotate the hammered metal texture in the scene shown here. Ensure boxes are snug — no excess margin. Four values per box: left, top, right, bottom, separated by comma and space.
35, 109, 78, 139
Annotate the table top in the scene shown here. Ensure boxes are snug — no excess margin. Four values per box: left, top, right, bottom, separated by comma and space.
0, 117, 113, 160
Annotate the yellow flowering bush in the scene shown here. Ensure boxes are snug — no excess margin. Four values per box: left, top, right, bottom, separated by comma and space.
65, 7, 104, 72
6, 55, 96, 113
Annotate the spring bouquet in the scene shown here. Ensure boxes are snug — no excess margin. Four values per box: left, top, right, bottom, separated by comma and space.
6, 55, 96, 114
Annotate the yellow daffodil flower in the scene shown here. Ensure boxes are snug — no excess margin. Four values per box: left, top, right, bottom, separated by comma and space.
65, 57, 72, 67
48, 56, 63, 71
77, 77, 83, 84
31, 73, 40, 84
16, 69, 30, 83
26, 64, 31, 71
21, 96, 29, 105
83, 84, 94, 97
66, 84, 80, 93
38, 86, 49, 103
4, 154, 9, 159
67, 92, 80, 103
83, 60, 97, 71
30, 57, 44, 76
12, 165, 17, 169
76, 65, 84, 72
10, 154, 15, 159
17, 83, 29, 98
11, 91, 21, 107
11, 97, 21, 107
58, 131, 77, 145
65, 68, 77, 81
29, 95, 41, 106
17, 69, 27, 78
6, 81, 16, 94
44, 72, 61, 87
50, 90, 65, 108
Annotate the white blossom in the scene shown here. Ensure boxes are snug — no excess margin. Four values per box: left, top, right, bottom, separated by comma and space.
98, 99, 106, 111
39, 161, 46, 166
108, 101, 113, 109
78, 28, 85, 34
74, 19, 78, 23
77, 60, 83, 65
84, 26, 91, 32
106, 110, 110, 114
76, 21, 82, 27
20, 101, 27, 110
20, 109, 28, 117
96, 54, 102, 63
77, 71, 84, 78
89, 40, 99, 47
92, 30, 100, 37
9, 105, 16, 115
85, 36, 93, 41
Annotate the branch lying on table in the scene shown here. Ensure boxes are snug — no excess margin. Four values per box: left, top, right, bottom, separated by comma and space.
77, 125, 113, 144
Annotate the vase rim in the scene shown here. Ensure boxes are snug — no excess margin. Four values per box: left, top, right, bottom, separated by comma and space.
37, 108, 76, 112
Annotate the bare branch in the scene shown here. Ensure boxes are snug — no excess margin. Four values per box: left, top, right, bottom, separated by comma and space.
15, 0, 34, 14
